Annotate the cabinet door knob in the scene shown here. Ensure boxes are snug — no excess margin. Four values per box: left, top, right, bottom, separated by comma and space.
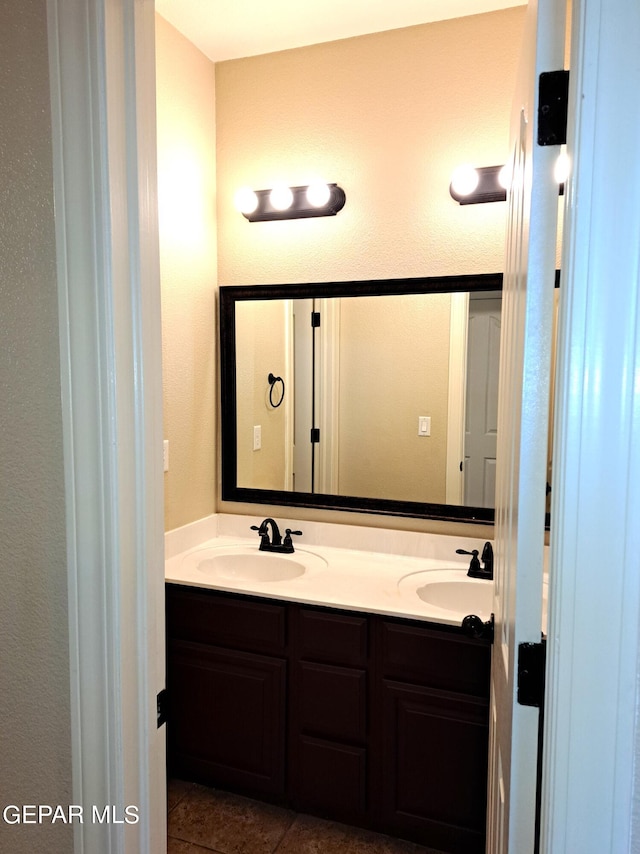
462, 613, 494, 642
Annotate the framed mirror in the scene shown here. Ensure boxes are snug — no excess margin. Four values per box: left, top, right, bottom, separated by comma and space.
220, 273, 509, 524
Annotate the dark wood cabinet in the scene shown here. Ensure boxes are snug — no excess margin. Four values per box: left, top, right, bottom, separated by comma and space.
377, 680, 488, 853
168, 640, 286, 795
166, 587, 287, 798
373, 618, 490, 852
289, 607, 370, 824
166, 584, 491, 853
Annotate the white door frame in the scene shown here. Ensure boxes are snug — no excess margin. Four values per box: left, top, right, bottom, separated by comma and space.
541, 0, 640, 849
445, 291, 468, 504
48, 1, 165, 852
47, 0, 640, 851
315, 297, 341, 495
283, 299, 294, 490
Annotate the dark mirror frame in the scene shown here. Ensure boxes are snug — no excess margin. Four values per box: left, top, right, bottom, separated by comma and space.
220, 273, 504, 525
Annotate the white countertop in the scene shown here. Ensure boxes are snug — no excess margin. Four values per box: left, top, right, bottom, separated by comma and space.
165, 515, 496, 628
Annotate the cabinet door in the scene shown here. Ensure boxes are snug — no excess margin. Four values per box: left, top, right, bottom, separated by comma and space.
379, 679, 488, 854
168, 640, 286, 797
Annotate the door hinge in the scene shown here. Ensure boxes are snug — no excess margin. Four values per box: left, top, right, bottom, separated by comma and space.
310, 427, 320, 444
157, 688, 168, 728
517, 640, 546, 707
311, 311, 321, 327
538, 70, 569, 146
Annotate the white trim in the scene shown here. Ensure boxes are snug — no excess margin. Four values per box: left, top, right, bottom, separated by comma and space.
541, 0, 640, 850
315, 298, 341, 494
47, 1, 165, 851
283, 300, 294, 490
488, 0, 565, 847
445, 291, 468, 504
126, 2, 167, 850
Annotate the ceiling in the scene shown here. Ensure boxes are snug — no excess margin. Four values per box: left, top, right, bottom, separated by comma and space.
155, 0, 525, 63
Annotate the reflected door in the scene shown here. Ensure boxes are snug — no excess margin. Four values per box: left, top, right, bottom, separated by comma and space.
293, 299, 314, 492
464, 295, 501, 507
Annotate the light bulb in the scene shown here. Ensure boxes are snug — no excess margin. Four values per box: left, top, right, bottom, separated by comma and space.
234, 187, 258, 215
450, 164, 480, 197
498, 163, 512, 190
269, 185, 293, 211
306, 182, 331, 208
554, 149, 570, 184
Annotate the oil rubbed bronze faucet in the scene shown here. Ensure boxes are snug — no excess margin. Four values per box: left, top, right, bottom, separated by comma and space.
456, 541, 494, 580
250, 518, 303, 554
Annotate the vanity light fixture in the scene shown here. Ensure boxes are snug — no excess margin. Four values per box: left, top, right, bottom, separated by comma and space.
235, 183, 346, 222
449, 165, 507, 205
450, 154, 568, 205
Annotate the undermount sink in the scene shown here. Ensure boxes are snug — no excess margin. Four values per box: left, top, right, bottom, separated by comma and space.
416, 578, 493, 615
182, 544, 327, 584
397, 569, 493, 618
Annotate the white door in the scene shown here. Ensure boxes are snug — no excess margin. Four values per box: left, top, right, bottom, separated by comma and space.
464, 294, 501, 507
487, 0, 565, 851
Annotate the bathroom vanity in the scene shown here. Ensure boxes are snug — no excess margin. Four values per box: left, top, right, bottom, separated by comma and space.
165, 519, 495, 854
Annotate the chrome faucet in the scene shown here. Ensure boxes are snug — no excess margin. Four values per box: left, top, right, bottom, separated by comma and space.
250, 518, 302, 554
456, 541, 493, 580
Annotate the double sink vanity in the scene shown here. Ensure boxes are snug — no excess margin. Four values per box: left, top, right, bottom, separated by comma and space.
165, 513, 496, 854
168, 517, 494, 627
165, 272, 553, 851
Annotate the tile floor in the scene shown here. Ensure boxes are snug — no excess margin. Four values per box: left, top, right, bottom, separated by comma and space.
167, 779, 443, 854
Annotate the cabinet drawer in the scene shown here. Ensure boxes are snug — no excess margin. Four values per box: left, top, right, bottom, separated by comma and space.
166, 585, 286, 654
296, 661, 367, 743
380, 620, 490, 698
293, 735, 367, 821
296, 607, 368, 666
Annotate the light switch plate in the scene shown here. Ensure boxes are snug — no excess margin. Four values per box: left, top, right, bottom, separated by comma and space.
418, 416, 431, 437
253, 425, 262, 451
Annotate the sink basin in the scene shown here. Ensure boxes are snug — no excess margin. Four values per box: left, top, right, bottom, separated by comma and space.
199, 552, 305, 582
416, 578, 493, 615
182, 544, 327, 584
397, 569, 493, 618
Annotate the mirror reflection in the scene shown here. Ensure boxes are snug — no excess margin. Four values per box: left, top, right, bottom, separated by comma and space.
237, 291, 501, 507
224, 276, 504, 523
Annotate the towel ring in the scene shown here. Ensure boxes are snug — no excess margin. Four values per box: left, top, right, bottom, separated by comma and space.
268, 373, 285, 408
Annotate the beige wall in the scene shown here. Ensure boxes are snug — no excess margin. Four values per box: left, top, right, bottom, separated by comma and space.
213, 8, 524, 535
337, 294, 451, 503
215, 8, 525, 286
0, 3, 73, 851
236, 301, 288, 489
156, 15, 218, 531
